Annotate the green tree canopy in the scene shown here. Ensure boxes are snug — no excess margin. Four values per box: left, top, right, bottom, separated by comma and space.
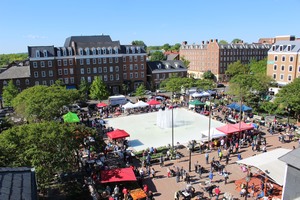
2, 80, 19, 107
12, 83, 79, 122
170, 43, 181, 51
194, 79, 215, 90
225, 60, 249, 77
202, 71, 215, 80
78, 79, 90, 101
132, 40, 147, 51
89, 77, 109, 101
162, 43, 171, 51
150, 51, 165, 61
249, 58, 267, 75
232, 38, 243, 43
135, 84, 146, 98
0, 53, 28, 67
218, 40, 228, 44
180, 56, 190, 69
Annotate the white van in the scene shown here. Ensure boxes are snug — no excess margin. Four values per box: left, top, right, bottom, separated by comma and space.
108, 95, 127, 106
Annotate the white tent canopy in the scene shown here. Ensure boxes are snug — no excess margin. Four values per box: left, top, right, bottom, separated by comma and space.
191, 92, 203, 98
133, 101, 149, 108
201, 128, 226, 141
236, 148, 291, 186
122, 102, 135, 109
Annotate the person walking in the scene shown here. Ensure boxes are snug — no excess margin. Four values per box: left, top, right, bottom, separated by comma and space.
209, 171, 214, 183
215, 186, 221, 200
194, 161, 199, 173
176, 170, 180, 183
151, 168, 156, 179
205, 152, 209, 164
159, 155, 164, 167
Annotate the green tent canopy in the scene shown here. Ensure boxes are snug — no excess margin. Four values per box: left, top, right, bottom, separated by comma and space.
63, 112, 80, 123
189, 99, 205, 106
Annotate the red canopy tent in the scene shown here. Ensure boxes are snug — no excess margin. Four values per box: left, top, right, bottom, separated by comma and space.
231, 122, 254, 131
107, 129, 130, 140
100, 168, 137, 183
97, 102, 108, 108
216, 124, 240, 134
147, 99, 161, 106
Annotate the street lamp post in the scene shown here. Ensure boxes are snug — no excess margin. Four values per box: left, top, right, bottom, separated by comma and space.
287, 107, 291, 125
245, 167, 251, 200
188, 143, 192, 172
171, 91, 174, 150
208, 97, 212, 150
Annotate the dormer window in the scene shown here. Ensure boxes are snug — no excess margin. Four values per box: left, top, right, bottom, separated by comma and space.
43, 50, 47, 57
108, 47, 112, 54
114, 47, 118, 54
92, 48, 96, 55
85, 48, 90, 55
97, 48, 101, 55
175, 62, 179, 68
68, 47, 72, 56
62, 48, 67, 56
126, 47, 129, 54
131, 47, 135, 54
137, 47, 141, 53
157, 63, 161, 69
79, 48, 83, 56
57, 50, 61, 57
287, 45, 291, 51
102, 48, 106, 54
279, 45, 283, 51
272, 45, 275, 51
36, 50, 40, 58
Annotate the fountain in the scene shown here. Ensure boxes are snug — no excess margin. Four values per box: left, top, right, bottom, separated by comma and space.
156, 109, 177, 129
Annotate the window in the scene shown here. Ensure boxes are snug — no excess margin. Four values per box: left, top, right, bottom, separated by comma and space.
98, 58, 102, 64
131, 47, 135, 54
93, 67, 97, 74
123, 73, 127, 79
116, 74, 119, 80
41, 61, 45, 67
42, 81, 47, 85
290, 56, 294, 62
104, 75, 107, 81
58, 60, 62, 66
134, 56, 137, 62
115, 57, 118, 63
129, 56, 133, 62
299, 66, 300, 72
123, 57, 126, 62
110, 74, 114, 81
49, 70, 53, 77
103, 58, 106, 63
34, 71, 38, 78
274, 56, 278, 61
98, 67, 102, 73
36, 50, 40, 58
281, 65, 284, 71
109, 57, 113, 63
58, 69, 62, 75
3, 81, 7, 86
79, 48, 83, 55
97, 48, 101, 55
43, 50, 47, 57
115, 66, 119, 72
70, 77, 74, 84
280, 74, 284, 80
109, 48, 112, 54
289, 66, 293, 72
80, 59, 84, 65
41, 71, 46, 77
64, 69, 68, 75
279, 46, 283, 51
282, 56, 285, 62
141, 64, 144, 70
130, 64, 133, 70
135, 72, 138, 78
64, 78, 69, 84
85, 48, 90, 55
126, 47, 129, 54
103, 48, 106, 54
288, 45, 291, 51
92, 48, 96, 55
35, 81, 39, 85
33, 62, 38, 68
63, 60, 67, 66
134, 64, 138, 70
110, 66, 114, 72
123, 65, 127, 71
81, 77, 85, 81
130, 73, 133, 78
87, 68, 91, 74
288, 75, 292, 81
25, 79, 30, 85
137, 47, 141, 53
98, 75, 103, 80
63, 48, 67, 56
57, 50, 61, 57
272, 45, 275, 51
80, 68, 85, 74
48, 61, 52, 67
273, 65, 277, 71
141, 72, 144, 78
141, 56, 144, 61
86, 59, 90, 65
104, 67, 107, 73
156, 74, 159, 79
68, 47, 72, 56
93, 58, 96, 64
16, 80, 20, 86
114, 47, 118, 54
70, 68, 74, 74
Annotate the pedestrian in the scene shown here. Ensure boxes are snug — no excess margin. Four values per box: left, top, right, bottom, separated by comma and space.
180, 167, 184, 180
215, 186, 221, 200
185, 172, 190, 184
205, 152, 209, 164
176, 170, 180, 183
209, 171, 214, 183
167, 167, 171, 178
159, 155, 164, 167
225, 154, 229, 165
151, 168, 156, 179
218, 150, 223, 161
194, 161, 199, 173
224, 172, 229, 184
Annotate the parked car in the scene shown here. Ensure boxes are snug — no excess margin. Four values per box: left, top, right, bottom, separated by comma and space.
216, 83, 225, 88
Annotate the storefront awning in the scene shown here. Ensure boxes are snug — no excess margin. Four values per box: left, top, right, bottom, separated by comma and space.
100, 168, 137, 183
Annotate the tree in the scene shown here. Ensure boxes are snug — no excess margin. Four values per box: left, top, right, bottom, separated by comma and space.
161, 76, 183, 94
0, 53, 28, 67
195, 79, 215, 90
225, 60, 249, 77
162, 43, 171, 51
218, 40, 228, 44
78, 79, 90, 101
170, 43, 181, 51
12, 84, 79, 122
180, 56, 190, 69
274, 78, 300, 121
122, 84, 129, 95
2, 80, 19, 107
232, 38, 243, 43
202, 71, 215, 80
135, 84, 146, 98
150, 51, 165, 61
249, 58, 267, 75
89, 77, 109, 101
132, 40, 147, 51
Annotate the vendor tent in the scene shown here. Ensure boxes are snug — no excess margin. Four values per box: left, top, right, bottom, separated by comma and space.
122, 102, 135, 109
231, 122, 254, 131
63, 112, 80, 123
100, 167, 137, 183
191, 92, 203, 98
201, 128, 226, 140
189, 99, 205, 106
216, 124, 239, 134
236, 148, 291, 186
227, 103, 252, 112
133, 101, 149, 108
147, 99, 161, 105
97, 102, 108, 108
107, 129, 130, 140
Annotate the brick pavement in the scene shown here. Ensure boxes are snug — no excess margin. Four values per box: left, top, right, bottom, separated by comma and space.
141, 128, 296, 200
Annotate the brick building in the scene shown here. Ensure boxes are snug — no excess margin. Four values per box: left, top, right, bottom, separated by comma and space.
180, 39, 271, 81
146, 60, 187, 90
267, 35, 300, 86
27, 35, 147, 94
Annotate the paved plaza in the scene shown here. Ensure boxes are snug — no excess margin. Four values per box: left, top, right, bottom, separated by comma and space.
107, 108, 225, 151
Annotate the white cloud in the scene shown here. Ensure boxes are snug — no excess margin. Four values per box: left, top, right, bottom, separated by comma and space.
24, 34, 48, 39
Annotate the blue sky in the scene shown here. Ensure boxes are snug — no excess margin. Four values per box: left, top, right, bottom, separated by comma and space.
0, 0, 299, 54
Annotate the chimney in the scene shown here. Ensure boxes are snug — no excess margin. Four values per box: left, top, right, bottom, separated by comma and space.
210, 39, 213, 42
202, 41, 205, 44
215, 39, 218, 43
206, 41, 209, 44
182, 41, 187, 45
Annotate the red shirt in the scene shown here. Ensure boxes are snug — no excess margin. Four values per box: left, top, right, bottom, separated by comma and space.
215, 187, 220, 195
122, 188, 128, 195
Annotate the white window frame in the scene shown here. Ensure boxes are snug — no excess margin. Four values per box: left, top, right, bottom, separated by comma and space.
98, 67, 102, 73
280, 74, 284, 80
104, 67, 107, 73
42, 71, 46, 77
86, 59, 90, 65
282, 56, 285, 62
93, 58, 96, 64
87, 68, 91, 74
49, 70, 53, 77
48, 61, 52, 67
281, 65, 285, 71
290, 56, 294, 62
58, 69, 62, 75
273, 64, 277, 71
80, 59, 84, 65
70, 68, 74, 75
25, 79, 30, 85
43, 50, 47, 57
70, 77, 74, 84
123, 73, 127, 79
104, 75, 107, 81
80, 68, 85, 74
288, 75, 292, 81
93, 67, 97, 74
64, 69, 68, 75
58, 60, 62, 66
34, 71, 39, 78
69, 59, 73, 66
116, 74, 119, 80
33, 62, 38, 68
63, 60, 67, 66
110, 66, 113, 73
16, 79, 20, 86
98, 58, 102, 64
41, 61, 45, 67
110, 74, 114, 81
115, 66, 119, 72
289, 65, 293, 72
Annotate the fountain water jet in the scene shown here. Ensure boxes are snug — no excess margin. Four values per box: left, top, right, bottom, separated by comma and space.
156, 109, 178, 129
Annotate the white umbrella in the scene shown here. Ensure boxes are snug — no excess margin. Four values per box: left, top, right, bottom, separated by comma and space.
122, 102, 135, 109
133, 101, 149, 108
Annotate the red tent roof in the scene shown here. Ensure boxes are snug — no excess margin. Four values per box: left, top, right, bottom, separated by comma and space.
231, 122, 254, 131
107, 129, 130, 140
97, 102, 108, 108
147, 99, 161, 105
216, 124, 239, 134
100, 168, 137, 183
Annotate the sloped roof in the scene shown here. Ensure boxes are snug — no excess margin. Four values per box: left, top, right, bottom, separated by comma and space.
147, 60, 187, 72
268, 40, 300, 53
0, 167, 37, 200
279, 147, 300, 169
0, 65, 30, 80
166, 54, 179, 60
64, 35, 121, 48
